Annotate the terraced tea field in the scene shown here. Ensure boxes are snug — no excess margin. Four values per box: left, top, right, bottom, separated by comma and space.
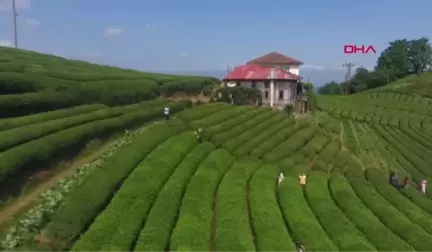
1, 91, 432, 251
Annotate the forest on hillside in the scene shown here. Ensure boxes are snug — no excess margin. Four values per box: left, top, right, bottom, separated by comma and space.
318, 37, 432, 95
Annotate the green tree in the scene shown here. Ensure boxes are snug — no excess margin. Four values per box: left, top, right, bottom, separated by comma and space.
376, 39, 412, 79
408, 37, 432, 74
376, 38, 432, 77
350, 67, 372, 93
318, 81, 342, 95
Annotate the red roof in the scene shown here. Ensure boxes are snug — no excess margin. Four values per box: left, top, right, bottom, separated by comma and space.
247, 52, 303, 65
224, 64, 301, 80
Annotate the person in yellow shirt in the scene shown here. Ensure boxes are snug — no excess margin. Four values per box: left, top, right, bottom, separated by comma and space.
299, 173, 307, 186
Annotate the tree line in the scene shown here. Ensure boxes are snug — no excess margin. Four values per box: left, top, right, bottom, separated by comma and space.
318, 37, 432, 95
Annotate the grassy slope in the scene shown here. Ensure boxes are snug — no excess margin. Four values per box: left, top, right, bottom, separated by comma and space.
362, 72, 432, 98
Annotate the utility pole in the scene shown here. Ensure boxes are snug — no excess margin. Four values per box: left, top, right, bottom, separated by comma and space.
226, 64, 232, 74
343, 62, 356, 95
12, 0, 18, 48
385, 67, 390, 85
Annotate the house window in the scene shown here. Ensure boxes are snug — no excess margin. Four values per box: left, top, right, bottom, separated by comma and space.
251, 82, 257, 88
264, 82, 270, 89
279, 90, 284, 100
264, 91, 269, 99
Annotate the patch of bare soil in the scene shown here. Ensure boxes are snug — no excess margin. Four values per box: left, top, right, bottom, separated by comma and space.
166, 93, 211, 103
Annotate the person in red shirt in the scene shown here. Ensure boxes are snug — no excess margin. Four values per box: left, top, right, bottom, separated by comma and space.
403, 176, 409, 189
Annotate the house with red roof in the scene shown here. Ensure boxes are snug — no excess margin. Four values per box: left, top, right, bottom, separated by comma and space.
222, 52, 303, 108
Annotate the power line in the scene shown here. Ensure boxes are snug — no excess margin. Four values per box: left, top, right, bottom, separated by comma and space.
12, 0, 18, 48
342, 62, 356, 95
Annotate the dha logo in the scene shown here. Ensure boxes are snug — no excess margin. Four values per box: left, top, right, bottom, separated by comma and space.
344, 45, 376, 54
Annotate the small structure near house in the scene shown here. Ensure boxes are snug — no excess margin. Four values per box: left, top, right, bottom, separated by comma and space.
221, 52, 304, 110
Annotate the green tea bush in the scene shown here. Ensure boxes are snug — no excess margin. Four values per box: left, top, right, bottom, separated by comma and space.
348, 175, 432, 251
170, 149, 235, 251
0, 100, 169, 151
262, 127, 318, 163
329, 173, 414, 251
134, 142, 215, 251
223, 111, 284, 152
279, 176, 338, 251
249, 164, 296, 251
366, 169, 432, 234
234, 118, 295, 157
0, 101, 189, 185
0, 104, 107, 130
71, 133, 197, 251
43, 120, 188, 250
305, 171, 376, 251
250, 121, 310, 158
214, 158, 261, 251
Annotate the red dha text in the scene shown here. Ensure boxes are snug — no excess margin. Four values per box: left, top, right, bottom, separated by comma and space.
344, 45, 376, 54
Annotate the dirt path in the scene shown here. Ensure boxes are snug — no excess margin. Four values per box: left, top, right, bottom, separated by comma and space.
210, 189, 218, 251
247, 181, 257, 250
349, 121, 361, 152
337, 120, 367, 170
0, 136, 121, 227
339, 121, 347, 151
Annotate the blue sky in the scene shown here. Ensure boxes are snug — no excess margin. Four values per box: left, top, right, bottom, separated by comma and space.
0, 0, 431, 83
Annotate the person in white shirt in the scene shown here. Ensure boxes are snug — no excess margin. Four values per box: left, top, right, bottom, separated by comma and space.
298, 244, 306, 252
194, 128, 203, 142
421, 179, 427, 194
164, 107, 170, 120
299, 173, 307, 186
278, 172, 285, 185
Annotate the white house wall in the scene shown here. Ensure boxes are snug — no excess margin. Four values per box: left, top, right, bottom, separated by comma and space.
275, 81, 295, 105
238, 81, 296, 107
265, 64, 300, 76
287, 65, 299, 76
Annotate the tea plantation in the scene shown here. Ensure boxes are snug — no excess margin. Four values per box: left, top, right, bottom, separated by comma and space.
1, 49, 432, 251
0, 47, 216, 118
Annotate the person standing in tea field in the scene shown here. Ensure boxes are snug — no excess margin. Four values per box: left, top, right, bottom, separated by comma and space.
194, 128, 203, 142
421, 179, 427, 194
392, 172, 399, 188
164, 106, 170, 120
403, 176, 410, 189
389, 171, 395, 185
297, 244, 306, 252
299, 173, 307, 186
278, 172, 285, 185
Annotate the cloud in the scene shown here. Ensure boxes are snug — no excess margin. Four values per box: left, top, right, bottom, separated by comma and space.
144, 23, 159, 30
179, 52, 189, 57
302, 64, 327, 71
0, 40, 13, 47
0, 0, 30, 10
364, 64, 375, 71
25, 18, 40, 26
302, 64, 351, 71
104, 27, 124, 38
